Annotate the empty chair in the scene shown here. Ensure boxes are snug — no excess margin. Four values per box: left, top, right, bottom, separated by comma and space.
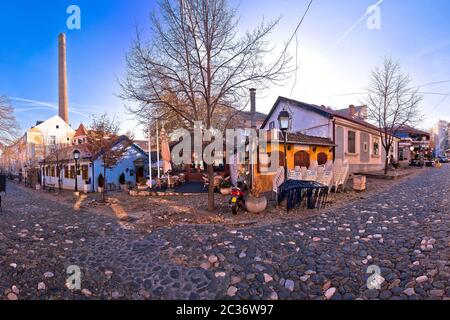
332, 164, 349, 192
304, 170, 317, 181
300, 166, 308, 177
324, 160, 333, 171
332, 165, 343, 192
309, 160, 319, 171
316, 166, 325, 180
273, 166, 285, 199
288, 169, 296, 179
316, 171, 334, 194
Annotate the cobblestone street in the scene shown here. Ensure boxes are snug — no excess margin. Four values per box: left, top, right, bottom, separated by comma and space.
0, 166, 449, 300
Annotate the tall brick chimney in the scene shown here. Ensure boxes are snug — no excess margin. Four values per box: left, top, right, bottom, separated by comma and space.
58, 33, 69, 123
250, 88, 256, 129
349, 104, 356, 118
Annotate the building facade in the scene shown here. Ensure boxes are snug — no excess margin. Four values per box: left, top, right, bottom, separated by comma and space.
40, 135, 149, 192
0, 115, 75, 178
261, 97, 399, 174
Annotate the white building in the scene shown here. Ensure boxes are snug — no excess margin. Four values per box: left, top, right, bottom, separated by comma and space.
430, 120, 449, 157
1, 115, 75, 178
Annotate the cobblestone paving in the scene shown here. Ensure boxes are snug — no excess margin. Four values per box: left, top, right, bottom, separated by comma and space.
1, 166, 449, 300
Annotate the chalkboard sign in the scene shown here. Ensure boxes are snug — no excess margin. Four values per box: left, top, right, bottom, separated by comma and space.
0, 175, 6, 193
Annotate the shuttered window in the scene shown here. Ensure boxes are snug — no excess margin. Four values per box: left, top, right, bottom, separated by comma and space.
348, 131, 356, 154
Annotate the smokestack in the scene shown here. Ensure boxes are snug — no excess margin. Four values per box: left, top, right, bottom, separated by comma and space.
250, 88, 256, 129
58, 33, 69, 123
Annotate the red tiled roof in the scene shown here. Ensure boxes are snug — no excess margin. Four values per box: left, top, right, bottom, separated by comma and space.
286, 132, 335, 146
74, 123, 88, 138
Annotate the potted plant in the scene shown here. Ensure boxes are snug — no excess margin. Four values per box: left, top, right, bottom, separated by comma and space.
97, 174, 105, 193
137, 177, 148, 190
245, 180, 267, 214
119, 173, 127, 191
219, 179, 232, 195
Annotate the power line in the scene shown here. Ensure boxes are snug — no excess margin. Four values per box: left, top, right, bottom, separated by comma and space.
287, 0, 315, 97
281, 0, 314, 58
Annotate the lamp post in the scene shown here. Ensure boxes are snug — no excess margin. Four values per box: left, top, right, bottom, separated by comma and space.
73, 149, 81, 193
278, 110, 290, 181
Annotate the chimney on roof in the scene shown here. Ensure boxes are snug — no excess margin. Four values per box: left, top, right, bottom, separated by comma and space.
250, 88, 257, 129
58, 33, 69, 124
349, 105, 356, 118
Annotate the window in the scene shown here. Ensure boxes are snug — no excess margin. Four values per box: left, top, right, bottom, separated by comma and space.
363, 142, 368, 153
50, 166, 55, 177
81, 165, 89, 180
50, 136, 56, 145
348, 131, 356, 154
64, 166, 69, 179
269, 121, 275, 130
69, 166, 75, 179
373, 139, 380, 156
56, 125, 59, 129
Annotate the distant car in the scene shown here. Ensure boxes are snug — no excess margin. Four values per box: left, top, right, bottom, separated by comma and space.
438, 156, 449, 163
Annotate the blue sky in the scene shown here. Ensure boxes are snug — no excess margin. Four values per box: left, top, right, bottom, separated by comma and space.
1, 0, 450, 139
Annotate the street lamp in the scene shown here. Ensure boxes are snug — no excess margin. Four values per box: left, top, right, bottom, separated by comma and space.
278, 110, 290, 181
73, 149, 81, 193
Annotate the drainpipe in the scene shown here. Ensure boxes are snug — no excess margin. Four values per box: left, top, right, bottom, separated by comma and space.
332, 119, 336, 162
249, 88, 257, 189
250, 88, 257, 130
91, 159, 95, 193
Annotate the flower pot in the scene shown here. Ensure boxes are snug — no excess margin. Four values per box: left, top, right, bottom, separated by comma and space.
121, 184, 128, 192
98, 187, 104, 193
220, 187, 232, 195
84, 184, 91, 194
35, 184, 41, 191
245, 195, 268, 214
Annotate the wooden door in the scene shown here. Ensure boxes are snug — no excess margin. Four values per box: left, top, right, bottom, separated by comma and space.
317, 152, 328, 165
294, 151, 310, 168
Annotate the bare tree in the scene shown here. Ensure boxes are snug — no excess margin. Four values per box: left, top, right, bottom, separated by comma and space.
120, 0, 291, 211
364, 57, 423, 174
86, 114, 131, 201
0, 96, 19, 147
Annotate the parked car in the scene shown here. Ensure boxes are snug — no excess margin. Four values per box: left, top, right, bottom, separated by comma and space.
438, 156, 449, 163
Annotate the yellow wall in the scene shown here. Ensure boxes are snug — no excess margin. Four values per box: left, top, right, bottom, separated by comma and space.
255, 143, 333, 193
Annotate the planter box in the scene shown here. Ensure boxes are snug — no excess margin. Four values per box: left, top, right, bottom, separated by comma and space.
84, 185, 91, 194
353, 175, 366, 191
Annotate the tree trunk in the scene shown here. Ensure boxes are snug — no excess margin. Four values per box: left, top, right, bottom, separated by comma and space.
207, 164, 215, 212
103, 166, 107, 202
384, 152, 389, 175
